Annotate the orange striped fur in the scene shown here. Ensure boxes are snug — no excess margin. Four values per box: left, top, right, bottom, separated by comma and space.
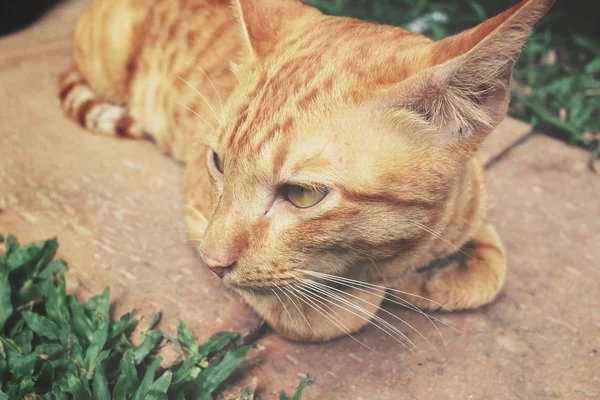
60, 0, 553, 342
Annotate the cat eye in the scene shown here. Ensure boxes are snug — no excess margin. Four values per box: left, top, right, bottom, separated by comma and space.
283, 185, 329, 209
212, 151, 224, 173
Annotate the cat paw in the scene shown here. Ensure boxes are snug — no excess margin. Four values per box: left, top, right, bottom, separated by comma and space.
395, 223, 506, 312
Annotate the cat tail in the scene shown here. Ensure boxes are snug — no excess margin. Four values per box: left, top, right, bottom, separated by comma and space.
58, 68, 147, 139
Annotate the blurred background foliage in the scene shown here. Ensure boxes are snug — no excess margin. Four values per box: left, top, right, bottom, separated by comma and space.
307, 0, 600, 159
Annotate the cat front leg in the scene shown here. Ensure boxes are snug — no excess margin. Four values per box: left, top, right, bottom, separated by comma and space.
394, 222, 506, 311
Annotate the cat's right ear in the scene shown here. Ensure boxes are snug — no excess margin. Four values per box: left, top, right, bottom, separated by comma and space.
232, 0, 319, 59
379, 0, 553, 150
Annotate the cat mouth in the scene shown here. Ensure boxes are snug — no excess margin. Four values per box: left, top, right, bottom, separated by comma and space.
227, 279, 297, 296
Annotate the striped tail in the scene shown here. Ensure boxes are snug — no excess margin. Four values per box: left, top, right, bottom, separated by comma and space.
58, 68, 146, 139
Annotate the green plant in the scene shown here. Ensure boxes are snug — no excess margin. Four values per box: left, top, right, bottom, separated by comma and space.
279, 375, 310, 400
0, 234, 307, 399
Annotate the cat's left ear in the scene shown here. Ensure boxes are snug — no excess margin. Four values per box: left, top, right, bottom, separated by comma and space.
382, 0, 554, 148
232, 0, 320, 59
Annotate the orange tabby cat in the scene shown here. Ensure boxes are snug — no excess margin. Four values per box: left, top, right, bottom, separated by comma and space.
59, 0, 553, 342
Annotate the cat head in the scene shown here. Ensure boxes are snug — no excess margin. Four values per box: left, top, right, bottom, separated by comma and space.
195, 0, 553, 292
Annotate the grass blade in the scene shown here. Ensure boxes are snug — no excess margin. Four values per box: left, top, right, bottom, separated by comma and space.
146, 370, 173, 400
194, 345, 252, 395
92, 363, 109, 400
21, 312, 60, 340
133, 330, 162, 365
132, 356, 162, 400
0, 259, 12, 332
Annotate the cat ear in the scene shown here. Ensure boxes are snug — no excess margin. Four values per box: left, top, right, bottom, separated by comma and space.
384, 0, 554, 147
232, 0, 318, 59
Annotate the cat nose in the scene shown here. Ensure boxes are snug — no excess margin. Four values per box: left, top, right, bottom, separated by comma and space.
202, 255, 236, 278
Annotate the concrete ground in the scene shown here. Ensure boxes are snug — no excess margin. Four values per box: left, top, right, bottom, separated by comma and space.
1, 1, 598, 399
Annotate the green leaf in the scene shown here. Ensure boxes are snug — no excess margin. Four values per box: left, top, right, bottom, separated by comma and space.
85, 288, 110, 328
113, 351, 138, 400
573, 34, 600, 56
194, 345, 252, 395
0, 258, 12, 331
145, 370, 173, 400
12, 328, 33, 354
195, 393, 212, 400
585, 57, 600, 74
68, 295, 94, 343
4, 380, 20, 399
523, 99, 581, 136
9, 239, 58, 291
66, 334, 86, 369
46, 274, 69, 324
108, 313, 138, 343
38, 259, 68, 280
13, 278, 53, 309
17, 377, 35, 397
37, 342, 67, 359
21, 311, 61, 340
92, 362, 110, 400
0, 341, 6, 386
36, 360, 55, 393
9, 350, 39, 379
290, 376, 310, 400
177, 321, 199, 356
133, 330, 162, 365
29, 238, 59, 281
85, 318, 109, 370
132, 357, 162, 400
196, 332, 243, 359
5, 234, 18, 255
467, 1, 487, 21
0, 337, 22, 354
0, 390, 7, 400
66, 373, 91, 400
6, 238, 45, 271
52, 386, 69, 400
170, 353, 203, 385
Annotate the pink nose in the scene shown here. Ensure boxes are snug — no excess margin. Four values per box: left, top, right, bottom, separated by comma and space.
202, 255, 236, 278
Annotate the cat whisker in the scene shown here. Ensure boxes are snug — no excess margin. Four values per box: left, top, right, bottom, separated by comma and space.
299, 277, 440, 354
269, 281, 300, 333
191, 61, 225, 121
296, 283, 415, 356
176, 76, 222, 125
301, 270, 451, 312
276, 280, 320, 341
172, 99, 217, 132
407, 220, 478, 263
368, 257, 445, 325
289, 283, 374, 351
380, 291, 453, 344
186, 204, 209, 225
369, 259, 387, 284
298, 280, 420, 357
302, 269, 456, 342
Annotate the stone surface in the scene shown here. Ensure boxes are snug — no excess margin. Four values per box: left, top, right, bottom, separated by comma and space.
0, 0, 262, 357
249, 136, 600, 400
2, 0, 595, 398
477, 117, 532, 167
